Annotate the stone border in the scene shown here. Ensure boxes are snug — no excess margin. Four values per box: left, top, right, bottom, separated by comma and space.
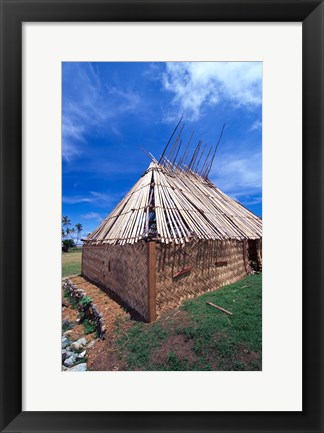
62, 278, 106, 339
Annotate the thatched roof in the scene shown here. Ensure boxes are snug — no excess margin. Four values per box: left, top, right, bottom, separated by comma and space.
84, 161, 262, 245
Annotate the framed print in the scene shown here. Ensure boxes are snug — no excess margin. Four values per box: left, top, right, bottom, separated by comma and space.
0, 0, 323, 432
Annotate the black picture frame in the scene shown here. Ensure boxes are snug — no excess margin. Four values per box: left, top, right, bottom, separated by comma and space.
0, 1, 323, 432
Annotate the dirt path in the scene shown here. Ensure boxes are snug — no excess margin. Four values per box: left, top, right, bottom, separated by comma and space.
64, 277, 203, 371
69, 276, 130, 370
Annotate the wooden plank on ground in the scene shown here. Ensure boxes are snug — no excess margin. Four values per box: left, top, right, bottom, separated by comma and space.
207, 301, 233, 316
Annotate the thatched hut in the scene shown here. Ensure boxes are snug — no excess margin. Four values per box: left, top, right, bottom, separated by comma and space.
82, 168, 262, 322
82, 124, 262, 321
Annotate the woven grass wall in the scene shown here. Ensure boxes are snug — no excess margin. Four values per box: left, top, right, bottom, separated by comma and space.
82, 241, 148, 319
82, 238, 256, 321
155, 239, 247, 317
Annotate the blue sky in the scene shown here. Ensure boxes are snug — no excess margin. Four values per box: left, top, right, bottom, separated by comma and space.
62, 62, 262, 239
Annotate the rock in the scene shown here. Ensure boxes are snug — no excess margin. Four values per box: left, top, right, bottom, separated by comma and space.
64, 354, 77, 367
62, 337, 70, 349
65, 350, 74, 358
86, 340, 96, 349
76, 337, 87, 347
63, 330, 73, 337
62, 349, 68, 362
77, 350, 87, 360
66, 363, 87, 372
70, 342, 81, 351
62, 319, 72, 329
62, 365, 68, 371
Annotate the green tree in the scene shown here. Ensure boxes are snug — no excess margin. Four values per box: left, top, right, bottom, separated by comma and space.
69, 227, 76, 247
62, 216, 83, 251
62, 239, 75, 250
62, 216, 71, 241
62, 216, 71, 231
65, 227, 71, 239
75, 223, 83, 247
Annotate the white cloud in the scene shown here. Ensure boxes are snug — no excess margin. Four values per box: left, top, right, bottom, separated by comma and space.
62, 141, 81, 162
89, 191, 116, 206
62, 115, 87, 161
62, 196, 92, 204
62, 191, 119, 208
107, 87, 141, 112
209, 149, 262, 201
250, 120, 262, 131
81, 212, 103, 221
62, 63, 142, 162
161, 62, 262, 121
241, 195, 263, 206
62, 116, 86, 142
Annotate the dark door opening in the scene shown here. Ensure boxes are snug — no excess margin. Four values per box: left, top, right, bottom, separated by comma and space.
247, 240, 262, 272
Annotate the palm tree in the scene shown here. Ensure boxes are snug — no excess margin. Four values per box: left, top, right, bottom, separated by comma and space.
69, 227, 76, 240
65, 227, 71, 239
75, 223, 83, 247
62, 216, 71, 228
62, 216, 71, 239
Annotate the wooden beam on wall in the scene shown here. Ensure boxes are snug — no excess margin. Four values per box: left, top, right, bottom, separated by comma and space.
147, 241, 157, 322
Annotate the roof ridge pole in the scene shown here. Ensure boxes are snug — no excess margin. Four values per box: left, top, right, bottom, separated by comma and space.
148, 152, 158, 164
202, 145, 214, 178
158, 116, 183, 165
191, 140, 203, 175
171, 138, 182, 169
193, 142, 206, 174
187, 139, 202, 173
177, 131, 194, 170
165, 123, 185, 170
138, 146, 157, 164
200, 144, 213, 178
205, 123, 225, 178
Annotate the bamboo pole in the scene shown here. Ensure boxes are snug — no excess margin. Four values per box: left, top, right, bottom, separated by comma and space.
86, 160, 262, 245
159, 116, 183, 164
207, 302, 233, 315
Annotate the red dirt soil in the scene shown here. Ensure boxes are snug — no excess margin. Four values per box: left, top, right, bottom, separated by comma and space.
63, 277, 260, 371
150, 334, 198, 365
69, 276, 131, 370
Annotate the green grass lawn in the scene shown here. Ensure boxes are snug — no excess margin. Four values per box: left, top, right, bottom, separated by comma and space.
62, 249, 82, 277
115, 274, 262, 371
